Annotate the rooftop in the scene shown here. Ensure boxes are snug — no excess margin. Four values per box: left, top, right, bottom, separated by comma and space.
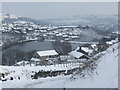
69, 51, 84, 59
37, 50, 58, 57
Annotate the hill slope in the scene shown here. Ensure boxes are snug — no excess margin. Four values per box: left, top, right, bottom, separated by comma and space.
1, 43, 118, 88
2, 13, 45, 25
25, 42, 118, 88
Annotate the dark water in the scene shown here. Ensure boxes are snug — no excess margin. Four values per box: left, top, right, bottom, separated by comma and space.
1, 41, 55, 65
8, 41, 54, 52
2, 41, 82, 53
1, 41, 99, 65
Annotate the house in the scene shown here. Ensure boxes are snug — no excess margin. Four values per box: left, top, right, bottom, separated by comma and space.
76, 46, 94, 57
98, 42, 109, 52
81, 47, 93, 56
106, 41, 113, 46
31, 50, 59, 65
106, 38, 118, 46
31, 58, 40, 65
90, 44, 98, 55
69, 49, 90, 60
59, 55, 71, 61
14, 60, 29, 66
90, 44, 98, 52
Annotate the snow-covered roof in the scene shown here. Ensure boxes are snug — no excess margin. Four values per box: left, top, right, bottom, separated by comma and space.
91, 44, 97, 48
63, 35, 69, 38
111, 40, 118, 43
37, 50, 58, 57
59, 25, 77, 28
69, 51, 84, 59
106, 38, 118, 45
106, 41, 113, 45
31, 58, 40, 61
69, 36, 79, 38
91, 44, 98, 51
16, 60, 29, 65
112, 31, 120, 34
81, 47, 93, 53
14, 21, 28, 24
75, 47, 80, 51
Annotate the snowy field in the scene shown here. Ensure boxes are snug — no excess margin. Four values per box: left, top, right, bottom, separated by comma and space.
0, 43, 119, 88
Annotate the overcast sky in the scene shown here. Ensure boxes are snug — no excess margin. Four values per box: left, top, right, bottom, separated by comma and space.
2, 2, 118, 19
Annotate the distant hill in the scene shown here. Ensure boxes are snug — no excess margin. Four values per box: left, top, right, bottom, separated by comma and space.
2, 13, 46, 25
40, 15, 117, 32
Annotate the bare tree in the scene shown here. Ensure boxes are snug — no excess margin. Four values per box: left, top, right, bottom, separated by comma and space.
52, 41, 72, 55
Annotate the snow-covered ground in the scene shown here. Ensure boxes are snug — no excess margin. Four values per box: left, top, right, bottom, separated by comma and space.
0, 43, 119, 88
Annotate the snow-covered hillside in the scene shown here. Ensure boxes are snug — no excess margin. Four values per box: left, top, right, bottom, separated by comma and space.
2, 13, 21, 20
64, 43, 118, 88
2, 13, 43, 24
0, 43, 119, 88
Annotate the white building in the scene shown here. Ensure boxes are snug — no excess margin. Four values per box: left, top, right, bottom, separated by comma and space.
31, 50, 58, 61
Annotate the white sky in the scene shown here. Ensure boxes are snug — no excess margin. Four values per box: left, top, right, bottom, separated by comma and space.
1, 2, 118, 19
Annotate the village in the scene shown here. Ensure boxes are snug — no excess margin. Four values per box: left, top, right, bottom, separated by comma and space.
1, 13, 118, 50
0, 2, 119, 88
0, 14, 119, 83
13, 36, 118, 67
0, 35, 119, 81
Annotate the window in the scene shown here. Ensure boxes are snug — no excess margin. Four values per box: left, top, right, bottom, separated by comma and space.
34, 56, 36, 58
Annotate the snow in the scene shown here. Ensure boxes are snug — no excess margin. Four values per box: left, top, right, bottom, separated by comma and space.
111, 39, 118, 43
1, 63, 81, 88
14, 21, 28, 24
113, 31, 120, 34
2, 13, 20, 19
66, 43, 118, 88
106, 38, 118, 45
91, 44, 98, 51
106, 41, 113, 45
69, 51, 84, 59
69, 36, 79, 39
1, 43, 118, 88
16, 61, 29, 65
75, 47, 80, 51
81, 47, 93, 54
31, 58, 40, 62
59, 26, 77, 28
68, 41, 99, 44
37, 50, 58, 57
0, 68, 9, 74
